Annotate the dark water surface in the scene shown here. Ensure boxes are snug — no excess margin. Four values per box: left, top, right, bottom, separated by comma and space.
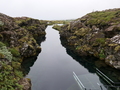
26, 26, 100, 90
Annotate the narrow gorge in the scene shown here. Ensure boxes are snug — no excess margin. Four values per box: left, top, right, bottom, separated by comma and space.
0, 8, 120, 90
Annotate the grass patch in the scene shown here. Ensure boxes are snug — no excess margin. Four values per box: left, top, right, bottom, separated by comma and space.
9, 48, 20, 57
85, 9, 120, 27
99, 49, 106, 60
0, 42, 5, 47
0, 62, 23, 90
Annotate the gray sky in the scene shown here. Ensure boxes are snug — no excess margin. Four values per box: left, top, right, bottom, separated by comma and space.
0, 0, 120, 20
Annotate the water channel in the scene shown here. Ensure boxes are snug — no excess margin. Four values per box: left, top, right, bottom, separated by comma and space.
24, 26, 115, 90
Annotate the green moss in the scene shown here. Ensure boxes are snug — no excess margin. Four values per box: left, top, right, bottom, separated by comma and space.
95, 38, 106, 45
47, 20, 73, 25
12, 61, 21, 69
3, 41, 9, 47
29, 44, 34, 49
82, 45, 91, 51
52, 25, 61, 30
0, 62, 23, 90
14, 70, 23, 78
99, 49, 106, 60
0, 46, 12, 61
108, 44, 118, 47
0, 42, 5, 47
9, 48, 20, 57
86, 9, 120, 27
12, 57, 21, 62
18, 36, 29, 43
26, 26, 36, 30
76, 45, 91, 51
69, 36, 77, 40
93, 38, 106, 46
92, 38, 106, 47
0, 41, 10, 48
74, 28, 90, 36
15, 18, 30, 25
2, 64, 13, 71
114, 45, 120, 52
39, 20, 47, 24
76, 46, 81, 50
15, 20, 24, 24
15, 20, 22, 24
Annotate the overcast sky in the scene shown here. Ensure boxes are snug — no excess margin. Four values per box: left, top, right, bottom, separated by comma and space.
0, 0, 120, 20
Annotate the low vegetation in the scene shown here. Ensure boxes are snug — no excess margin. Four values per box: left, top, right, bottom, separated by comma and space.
47, 19, 74, 25
57, 8, 120, 69
84, 9, 120, 28
0, 13, 47, 89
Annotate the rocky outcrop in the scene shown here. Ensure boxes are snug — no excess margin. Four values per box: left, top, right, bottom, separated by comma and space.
0, 13, 47, 89
58, 8, 120, 69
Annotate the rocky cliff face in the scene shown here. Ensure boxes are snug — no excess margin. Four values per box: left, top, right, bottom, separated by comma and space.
58, 8, 120, 69
0, 13, 47, 90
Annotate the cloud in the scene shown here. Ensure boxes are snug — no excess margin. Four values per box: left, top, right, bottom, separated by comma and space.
0, 0, 120, 20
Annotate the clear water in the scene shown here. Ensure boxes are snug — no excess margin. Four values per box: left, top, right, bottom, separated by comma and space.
26, 26, 102, 90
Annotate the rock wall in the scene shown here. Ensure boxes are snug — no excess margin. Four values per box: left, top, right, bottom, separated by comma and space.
0, 13, 47, 90
58, 8, 120, 69
62, 46, 120, 82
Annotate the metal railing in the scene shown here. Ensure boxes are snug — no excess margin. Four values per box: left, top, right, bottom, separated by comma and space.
73, 72, 86, 90
96, 68, 120, 85
73, 71, 120, 90
73, 72, 104, 90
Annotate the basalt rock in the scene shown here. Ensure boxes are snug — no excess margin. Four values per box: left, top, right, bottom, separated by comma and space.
58, 8, 120, 69
0, 13, 47, 89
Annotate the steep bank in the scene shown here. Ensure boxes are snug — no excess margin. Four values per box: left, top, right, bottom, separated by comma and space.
56, 8, 120, 69
0, 13, 47, 90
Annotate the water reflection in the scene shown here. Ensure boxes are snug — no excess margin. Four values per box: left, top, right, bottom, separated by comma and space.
35, 35, 46, 45
60, 36, 97, 73
96, 63, 120, 84
21, 35, 46, 75
21, 56, 38, 75
66, 49, 96, 73
60, 35, 120, 89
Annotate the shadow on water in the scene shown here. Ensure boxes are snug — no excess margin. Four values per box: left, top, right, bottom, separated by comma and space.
60, 35, 97, 73
35, 35, 46, 45
66, 49, 96, 73
60, 35, 120, 90
21, 56, 38, 75
21, 35, 46, 75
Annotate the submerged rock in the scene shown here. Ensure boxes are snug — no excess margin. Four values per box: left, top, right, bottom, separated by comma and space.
58, 8, 120, 69
0, 13, 47, 89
